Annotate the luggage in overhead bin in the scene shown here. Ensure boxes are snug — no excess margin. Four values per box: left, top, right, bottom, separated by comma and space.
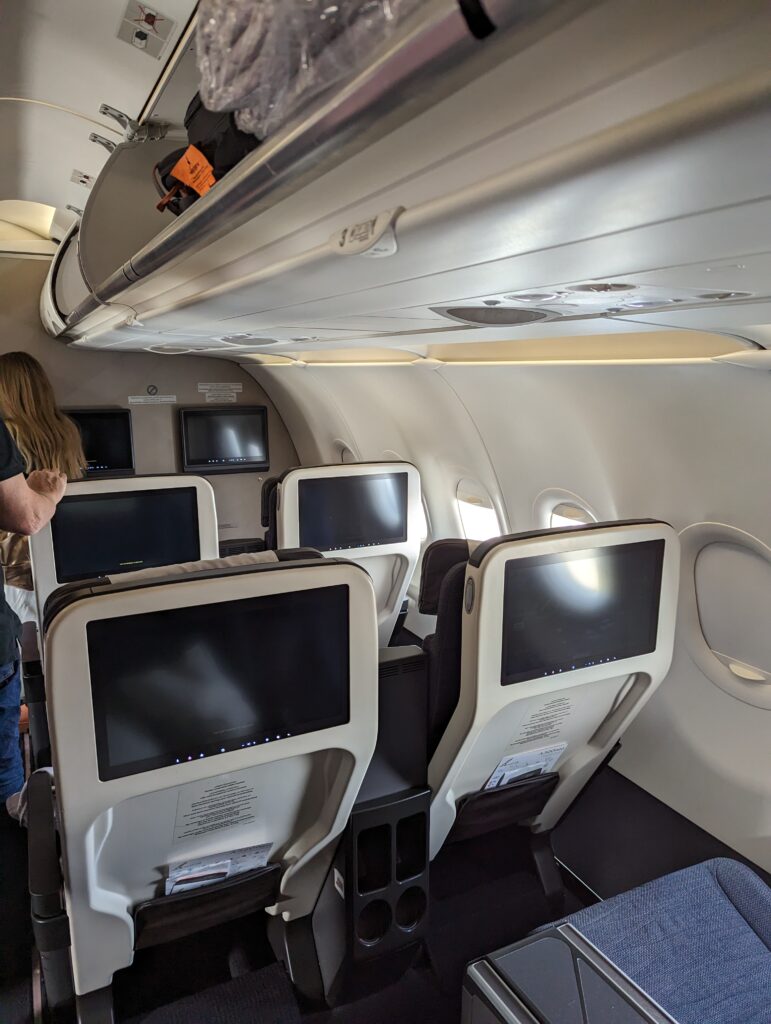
185, 91, 262, 178
152, 93, 261, 216
196, 0, 423, 139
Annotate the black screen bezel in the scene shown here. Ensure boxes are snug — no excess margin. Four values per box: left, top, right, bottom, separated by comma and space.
66, 408, 135, 479
297, 471, 410, 552
87, 583, 351, 780
499, 539, 665, 686
179, 406, 270, 474
51, 486, 201, 584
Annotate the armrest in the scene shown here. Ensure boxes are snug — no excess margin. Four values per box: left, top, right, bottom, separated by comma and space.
27, 770, 63, 919
465, 925, 676, 1023
22, 649, 51, 769
20, 620, 41, 676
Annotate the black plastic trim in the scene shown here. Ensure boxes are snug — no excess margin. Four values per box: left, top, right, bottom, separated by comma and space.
28, 771, 63, 918
32, 911, 71, 953
469, 519, 667, 568
458, 0, 497, 38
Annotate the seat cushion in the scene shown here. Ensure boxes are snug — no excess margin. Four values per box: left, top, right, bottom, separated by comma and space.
549, 858, 771, 1024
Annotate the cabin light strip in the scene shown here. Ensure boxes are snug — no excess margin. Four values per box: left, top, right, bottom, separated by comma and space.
254, 356, 722, 368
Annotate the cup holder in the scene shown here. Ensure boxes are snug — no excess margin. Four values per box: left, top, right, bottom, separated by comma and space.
395, 886, 427, 932
356, 899, 392, 946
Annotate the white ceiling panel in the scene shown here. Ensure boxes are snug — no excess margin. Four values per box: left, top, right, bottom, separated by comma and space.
0, 0, 196, 208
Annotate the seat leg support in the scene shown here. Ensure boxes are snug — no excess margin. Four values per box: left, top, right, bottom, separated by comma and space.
75, 985, 114, 1024
530, 831, 565, 917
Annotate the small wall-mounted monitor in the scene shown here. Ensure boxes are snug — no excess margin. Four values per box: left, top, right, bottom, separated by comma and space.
500, 538, 665, 685
29, 476, 219, 618
87, 583, 351, 780
179, 406, 269, 474
67, 409, 135, 478
297, 472, 409, 552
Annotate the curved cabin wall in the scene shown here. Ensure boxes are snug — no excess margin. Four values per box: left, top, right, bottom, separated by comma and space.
248, 353, 771, 873
0, 258, 298, 541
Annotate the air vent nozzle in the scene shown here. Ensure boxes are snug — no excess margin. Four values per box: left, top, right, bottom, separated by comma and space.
571, 283, 635, 293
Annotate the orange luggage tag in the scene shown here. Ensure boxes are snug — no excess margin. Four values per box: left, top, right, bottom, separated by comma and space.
170, 145, 216, 197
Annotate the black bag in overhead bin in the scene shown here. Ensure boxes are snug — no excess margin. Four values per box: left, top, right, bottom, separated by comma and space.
186, 91, 261, 178
153, 93, 261, 216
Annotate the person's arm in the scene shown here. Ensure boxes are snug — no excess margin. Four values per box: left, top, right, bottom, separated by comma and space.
0, 470, 67, 536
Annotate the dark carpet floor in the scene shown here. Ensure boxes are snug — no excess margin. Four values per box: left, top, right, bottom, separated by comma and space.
121, 823, 559, 1024
126, 964, 301, 1024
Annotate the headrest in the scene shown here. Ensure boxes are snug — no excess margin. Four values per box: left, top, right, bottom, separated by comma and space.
467, 518, 663, 568
260, 476, 282, 528
418, 539, 472, 615
108, 549, 279, 584
42, 548, 323, 631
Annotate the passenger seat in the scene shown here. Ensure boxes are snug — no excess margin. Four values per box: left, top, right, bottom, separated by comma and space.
543, 858, 771, 1024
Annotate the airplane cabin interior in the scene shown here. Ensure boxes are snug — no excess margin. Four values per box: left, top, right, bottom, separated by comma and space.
1, 1, 771, 1022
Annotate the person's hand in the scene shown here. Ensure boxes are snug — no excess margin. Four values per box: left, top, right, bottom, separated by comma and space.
27, 469, 67, 505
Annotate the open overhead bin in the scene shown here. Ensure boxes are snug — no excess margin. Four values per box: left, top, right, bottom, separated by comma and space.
43, 0, 771, 355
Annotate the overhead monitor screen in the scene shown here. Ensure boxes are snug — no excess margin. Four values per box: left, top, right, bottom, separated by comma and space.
180, 407, 269, 473
67, 409, 134, 477
87, 584, 350, 779
298, 472, 409, 551
51, 488, 201, 583
500, 539, 665, 685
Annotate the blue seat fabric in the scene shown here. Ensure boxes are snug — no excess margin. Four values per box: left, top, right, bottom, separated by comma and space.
547, 858, 771, 1024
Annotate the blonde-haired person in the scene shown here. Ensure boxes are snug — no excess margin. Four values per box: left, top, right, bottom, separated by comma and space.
0, 352, 86, 623
0, 355, 69, 812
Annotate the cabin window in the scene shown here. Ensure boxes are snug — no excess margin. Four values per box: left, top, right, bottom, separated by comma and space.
695, 542, 771, 681
336, 440, 358, 464
456, 480, 502, 541
533, 489, 599, 531
550, 501, 597, 529
679, 524, 771, 710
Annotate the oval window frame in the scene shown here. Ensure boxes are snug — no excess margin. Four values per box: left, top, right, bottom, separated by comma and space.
533, 488, 600, 531
680, 522, 771, 710
456, 479, 504, 541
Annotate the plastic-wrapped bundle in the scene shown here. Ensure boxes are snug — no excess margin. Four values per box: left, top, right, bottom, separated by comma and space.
197, 0, 424, 139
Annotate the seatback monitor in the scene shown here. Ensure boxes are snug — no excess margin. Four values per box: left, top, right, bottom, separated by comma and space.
180, 407, 269, 473
298, 472, 409, 551
87, 584, 350, 779
50, 487, 201, 583
501, 539, 665, 685
67, 409, 134, 477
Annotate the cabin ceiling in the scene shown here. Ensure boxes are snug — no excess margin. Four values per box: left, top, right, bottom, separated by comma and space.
0, 0, 195, 213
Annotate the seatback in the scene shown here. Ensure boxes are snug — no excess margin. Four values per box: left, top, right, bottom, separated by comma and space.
274, 462, 422, 647
426, 521, 680, 858
29, 475, 219, 622
43, 551, 379, 997
418, 539, 475, 758
261, 475, 281, 550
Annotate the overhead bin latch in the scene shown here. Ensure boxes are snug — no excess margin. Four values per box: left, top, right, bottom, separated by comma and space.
89, 133, 117, 154
99, 103, 169, 144
329, 207, 405, 259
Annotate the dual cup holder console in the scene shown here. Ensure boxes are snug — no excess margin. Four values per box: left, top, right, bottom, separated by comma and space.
353, 790, 430, 954
311, 786, 431, 1004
